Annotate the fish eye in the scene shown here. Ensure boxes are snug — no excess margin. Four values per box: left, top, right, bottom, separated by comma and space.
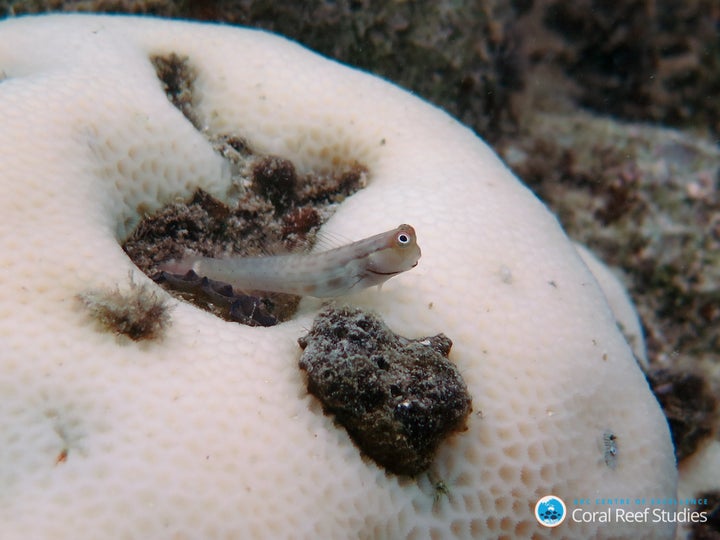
396, 232, 411, 246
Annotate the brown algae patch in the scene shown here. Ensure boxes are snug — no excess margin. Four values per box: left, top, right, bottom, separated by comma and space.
78, 277, 171, 341
151, 53, 201, 129
298, 306, 472, 476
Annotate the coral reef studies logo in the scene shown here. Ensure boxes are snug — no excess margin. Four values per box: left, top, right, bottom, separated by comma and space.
535, 495, 567, 527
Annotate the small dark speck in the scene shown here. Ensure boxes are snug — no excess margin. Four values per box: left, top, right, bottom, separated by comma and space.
548, 280, 557, 288
602, 431, 618, 469
55, 448, 68, 465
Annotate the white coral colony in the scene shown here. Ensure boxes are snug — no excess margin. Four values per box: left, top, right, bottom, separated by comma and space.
0, 14, 676, 539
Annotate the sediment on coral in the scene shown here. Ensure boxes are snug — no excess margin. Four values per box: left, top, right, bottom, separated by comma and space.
151, 53, 201, 129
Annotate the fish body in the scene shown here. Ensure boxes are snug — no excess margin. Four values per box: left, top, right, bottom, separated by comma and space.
160, 224, 420, 298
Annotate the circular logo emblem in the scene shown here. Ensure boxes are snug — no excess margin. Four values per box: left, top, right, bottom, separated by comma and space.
534, 495, 567, 527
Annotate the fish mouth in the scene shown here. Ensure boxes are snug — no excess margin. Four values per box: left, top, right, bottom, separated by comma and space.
367, 269, 402, 276
368, 261, 418, 276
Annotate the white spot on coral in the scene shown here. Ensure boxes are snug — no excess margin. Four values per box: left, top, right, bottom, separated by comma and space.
498, 264, 513, 284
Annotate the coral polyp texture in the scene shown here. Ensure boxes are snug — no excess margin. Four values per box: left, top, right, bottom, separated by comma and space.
0, 14, 676, 539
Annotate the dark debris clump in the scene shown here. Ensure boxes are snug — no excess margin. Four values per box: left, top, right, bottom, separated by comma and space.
298, 306, 472, 476
691, 491, 720, 540
251, 156, 298, 212
647, 368, 718, 462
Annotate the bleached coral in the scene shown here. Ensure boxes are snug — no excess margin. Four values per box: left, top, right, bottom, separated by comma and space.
0, 14, 676, 539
